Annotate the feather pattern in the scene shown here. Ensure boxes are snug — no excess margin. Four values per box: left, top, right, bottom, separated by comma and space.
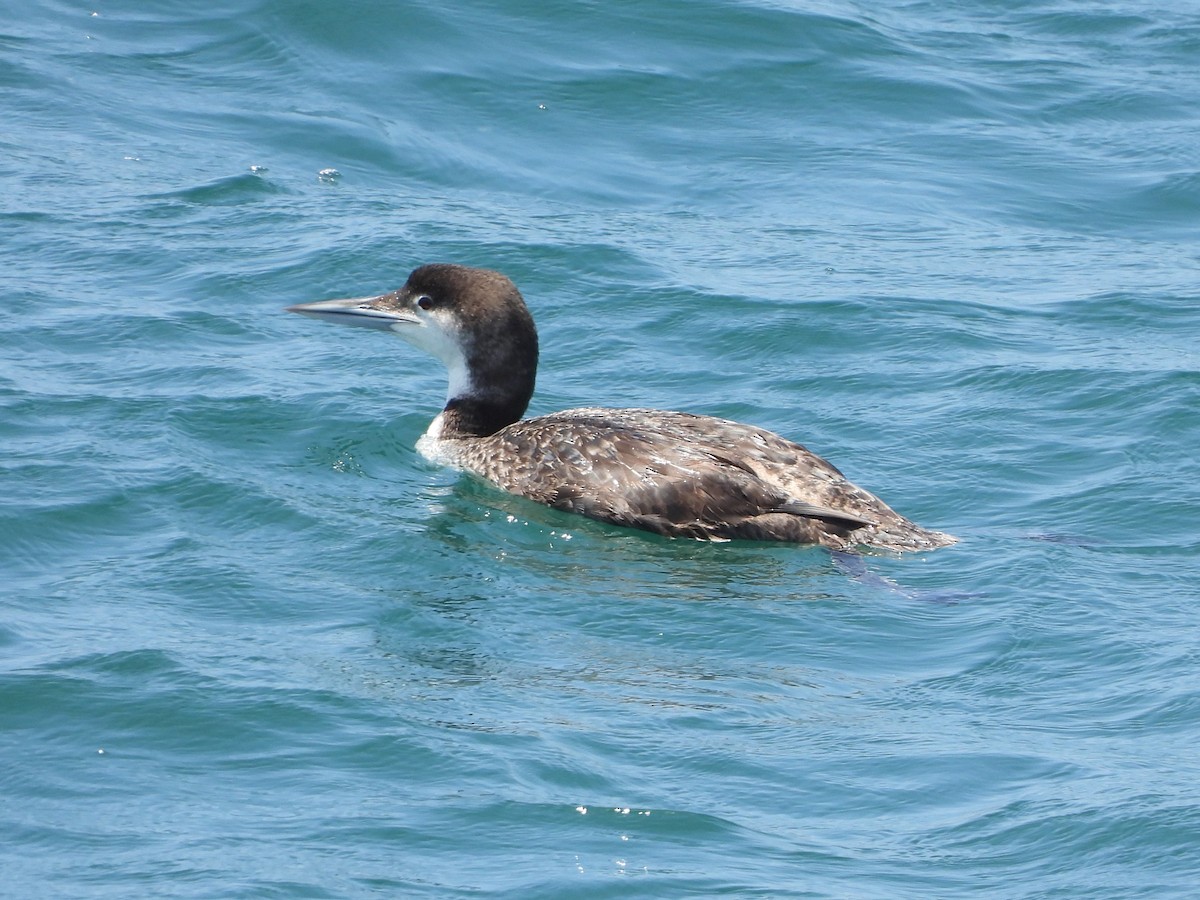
427, 407, 955, 552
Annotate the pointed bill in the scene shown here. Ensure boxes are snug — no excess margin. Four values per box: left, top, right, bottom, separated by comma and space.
285, 296, 418, 332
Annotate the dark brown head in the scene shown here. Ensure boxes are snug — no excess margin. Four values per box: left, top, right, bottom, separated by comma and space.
287, 263, 539, 435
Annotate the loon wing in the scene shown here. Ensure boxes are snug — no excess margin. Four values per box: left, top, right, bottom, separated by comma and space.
773, 499, 877, 529
497, 439, 876, 541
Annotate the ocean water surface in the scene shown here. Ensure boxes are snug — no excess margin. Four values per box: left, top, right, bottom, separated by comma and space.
3, 0, 1199, 895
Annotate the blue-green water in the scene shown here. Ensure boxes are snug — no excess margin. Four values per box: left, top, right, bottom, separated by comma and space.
3, 0, 1199, 895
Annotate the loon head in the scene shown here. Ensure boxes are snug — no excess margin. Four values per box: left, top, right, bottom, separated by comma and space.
287, 264, 539, 435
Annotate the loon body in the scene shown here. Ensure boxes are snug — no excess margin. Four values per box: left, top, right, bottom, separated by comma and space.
287, 264, 955, 552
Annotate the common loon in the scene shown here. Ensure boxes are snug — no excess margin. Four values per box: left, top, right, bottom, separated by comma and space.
287, 264, 955, 552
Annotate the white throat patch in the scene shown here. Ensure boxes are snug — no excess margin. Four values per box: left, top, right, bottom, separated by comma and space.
391, 310, 475, 403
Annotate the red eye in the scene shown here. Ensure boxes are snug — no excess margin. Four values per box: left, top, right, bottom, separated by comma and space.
417, 295, 434, 310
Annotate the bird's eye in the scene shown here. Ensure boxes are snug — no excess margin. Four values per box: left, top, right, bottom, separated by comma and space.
416, 295, 434, 311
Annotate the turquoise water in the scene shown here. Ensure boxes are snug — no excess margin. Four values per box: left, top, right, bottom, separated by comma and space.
3, 0, 1199, 895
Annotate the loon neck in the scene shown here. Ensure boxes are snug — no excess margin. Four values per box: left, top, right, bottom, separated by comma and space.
436, 302, 538, 438
438, 390, 529, 439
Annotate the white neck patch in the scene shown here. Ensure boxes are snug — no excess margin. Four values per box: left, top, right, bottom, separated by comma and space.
391, 311, 475, 403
